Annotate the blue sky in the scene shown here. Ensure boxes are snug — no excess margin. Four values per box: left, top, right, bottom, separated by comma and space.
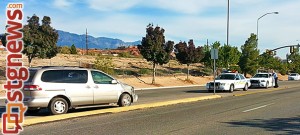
1, 0, 300, 58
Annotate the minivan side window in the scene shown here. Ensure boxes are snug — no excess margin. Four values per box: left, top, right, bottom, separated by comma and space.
91, 71, 113, 84
25, 69, 37, 83
41, 70, 88, 83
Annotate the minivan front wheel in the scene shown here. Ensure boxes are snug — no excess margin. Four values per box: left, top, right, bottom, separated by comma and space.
49, 98, 69, 115
118, 93, 132, 107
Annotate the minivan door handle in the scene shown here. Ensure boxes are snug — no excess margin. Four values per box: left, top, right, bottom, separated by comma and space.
94, 85, 99, 88
86, 85, 91, 88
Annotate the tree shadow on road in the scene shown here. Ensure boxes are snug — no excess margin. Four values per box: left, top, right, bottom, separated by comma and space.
224, 116, 300, 135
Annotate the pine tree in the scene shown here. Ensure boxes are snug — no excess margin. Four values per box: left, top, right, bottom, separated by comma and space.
70, 44, 77, 54
238, 33, 259, 76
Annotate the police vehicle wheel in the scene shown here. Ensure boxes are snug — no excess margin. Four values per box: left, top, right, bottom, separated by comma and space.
243, 84, 248, 91
229, 85, 234, 93
265, 82, 269, 89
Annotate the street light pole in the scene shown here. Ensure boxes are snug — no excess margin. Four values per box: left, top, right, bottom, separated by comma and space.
227, 0, 230, 46
256, 12, 279, 45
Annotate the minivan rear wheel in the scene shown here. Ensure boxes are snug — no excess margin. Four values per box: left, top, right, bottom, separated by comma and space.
118, 93, 132, 107
49, 98, 69, 115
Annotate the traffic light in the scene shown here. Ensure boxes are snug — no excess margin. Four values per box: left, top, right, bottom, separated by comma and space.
266, 49, 269, 54
265, 49, 273, 55
290, 46, 294, 53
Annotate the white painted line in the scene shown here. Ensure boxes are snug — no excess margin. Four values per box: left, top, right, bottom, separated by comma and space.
243, 103, 274, 113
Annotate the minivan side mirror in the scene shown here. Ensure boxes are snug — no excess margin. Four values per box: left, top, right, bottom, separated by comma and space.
111, 80, 118, 84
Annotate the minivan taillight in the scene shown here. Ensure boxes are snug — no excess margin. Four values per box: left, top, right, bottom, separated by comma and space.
23, 85, 42, 91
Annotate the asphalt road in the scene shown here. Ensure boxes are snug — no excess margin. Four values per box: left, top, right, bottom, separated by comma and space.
0, 81, 299, 119
20, 82, 300, 135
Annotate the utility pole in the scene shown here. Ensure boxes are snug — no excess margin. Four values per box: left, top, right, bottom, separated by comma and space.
226, 0, 230, 46
86, 28, 88, 55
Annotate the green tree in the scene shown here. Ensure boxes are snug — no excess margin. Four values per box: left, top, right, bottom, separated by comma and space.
219, 44, 241, 69
201, 42, 241, 73
174, 39, 204, 80
287, 51, 300, 73
118, 52, 131, 58
258, 53, 281, 70
0, 34, 7, 46
23, 15, 58, 66
238, 33, 259, 76
93, 56, 115, 75
138, 24, 174, 84
70, 44, 77, 54
201, 41, 221, 69
0, 25, 8, 46
59, 46, 71, 54
201, 44, 212, 69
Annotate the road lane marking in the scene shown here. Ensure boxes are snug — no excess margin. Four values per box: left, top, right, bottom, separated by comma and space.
243, 103, 274, 113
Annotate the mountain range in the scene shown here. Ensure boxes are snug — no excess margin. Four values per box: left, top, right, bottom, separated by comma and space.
57, 30, 141, 49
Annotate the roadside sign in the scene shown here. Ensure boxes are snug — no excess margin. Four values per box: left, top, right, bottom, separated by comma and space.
210, 48, 218, 94
211, 49, 218, 59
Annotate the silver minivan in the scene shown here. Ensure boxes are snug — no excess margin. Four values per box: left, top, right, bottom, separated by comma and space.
23, 66, 138, 115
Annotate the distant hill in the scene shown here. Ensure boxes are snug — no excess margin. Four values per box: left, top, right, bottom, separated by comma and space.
57, 30, 141, 49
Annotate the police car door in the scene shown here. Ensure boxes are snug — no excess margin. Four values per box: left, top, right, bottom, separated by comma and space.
234, 74, 242, 89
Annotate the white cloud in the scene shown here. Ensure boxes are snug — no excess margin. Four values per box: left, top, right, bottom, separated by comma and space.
86, 0, 140, 11
53, 0, 72, 9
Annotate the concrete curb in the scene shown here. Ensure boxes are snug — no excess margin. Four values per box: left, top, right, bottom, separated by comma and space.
135, 85, 205, 91
0, 94, 221, 129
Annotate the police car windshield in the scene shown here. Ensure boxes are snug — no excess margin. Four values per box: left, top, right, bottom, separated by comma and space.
216, 74, 235, 80
253, 74, 268, 78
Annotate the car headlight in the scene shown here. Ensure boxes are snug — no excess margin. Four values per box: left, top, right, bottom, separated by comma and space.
261, 80, 266, 82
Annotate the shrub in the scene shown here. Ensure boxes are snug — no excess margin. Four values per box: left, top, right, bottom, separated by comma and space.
93, 56, 115, 75
139, 68, 151, 75
118, 52, 132, 58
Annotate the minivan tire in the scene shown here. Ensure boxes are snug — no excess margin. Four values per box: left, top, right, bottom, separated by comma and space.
49, 98, 69, 115
118, 93, 132, 107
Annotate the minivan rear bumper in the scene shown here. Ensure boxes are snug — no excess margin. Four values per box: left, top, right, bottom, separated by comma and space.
23, 97, 51, 107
